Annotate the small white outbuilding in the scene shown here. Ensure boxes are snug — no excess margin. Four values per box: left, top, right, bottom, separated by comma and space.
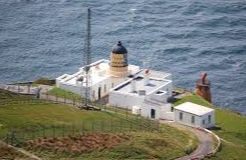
174, 102, 215, 128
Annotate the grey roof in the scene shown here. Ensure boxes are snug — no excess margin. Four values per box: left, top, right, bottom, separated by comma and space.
112, 41, 127, 54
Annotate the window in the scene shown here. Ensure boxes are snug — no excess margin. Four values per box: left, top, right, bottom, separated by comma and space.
104, 84, 107, 93
179, 112, 183, 120
191, 116, 195, 124
151, 109, 156, 119
208, 115, 211, 123
202, 119, 205, 125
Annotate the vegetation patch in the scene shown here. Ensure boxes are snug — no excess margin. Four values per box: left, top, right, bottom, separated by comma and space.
25, 133, 130, 154
48, 87, 82, 100
33, 77, 55, 86
0, 142, 30, 159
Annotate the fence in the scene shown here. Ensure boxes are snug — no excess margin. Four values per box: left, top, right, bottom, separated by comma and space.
0, 88, 161, 147
2, 117, 160, 147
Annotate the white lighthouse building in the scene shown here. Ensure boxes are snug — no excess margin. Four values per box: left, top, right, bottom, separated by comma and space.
56, 41, 173, 120
56, 41, 140, 100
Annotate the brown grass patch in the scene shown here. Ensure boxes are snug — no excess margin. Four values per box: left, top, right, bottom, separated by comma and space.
0, 142, 29, 159
25, 133, 130, 154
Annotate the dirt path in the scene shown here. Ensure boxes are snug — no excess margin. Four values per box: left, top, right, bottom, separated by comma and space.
0, 141, 42, 160
160, 121, 214, 160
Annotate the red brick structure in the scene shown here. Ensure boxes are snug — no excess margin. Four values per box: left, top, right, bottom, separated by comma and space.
195, 73, 212, 103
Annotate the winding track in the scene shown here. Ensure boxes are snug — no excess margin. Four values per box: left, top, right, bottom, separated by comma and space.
160, 121, 214, 160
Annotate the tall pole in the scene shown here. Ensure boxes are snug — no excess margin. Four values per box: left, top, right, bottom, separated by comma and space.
84, 8, 91, 110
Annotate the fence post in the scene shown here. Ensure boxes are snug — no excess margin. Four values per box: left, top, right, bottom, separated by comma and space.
64, 94, 66, 104
52, 126, 55, 137
56, 94, 58, 103
157, 120, 160, 132
101, 121, 104, 132
91, 121, 94, 132
82, 121, 84, 134
18, 84, 20, 93
10, 131, 15, 146
42, 127, 45, 137
6, 133, 9, 145
32, 129, 35, 139
110, 119, 113, 132
120, 120, 122, 132
126, 107, 128, 118
46, 89, 48, 100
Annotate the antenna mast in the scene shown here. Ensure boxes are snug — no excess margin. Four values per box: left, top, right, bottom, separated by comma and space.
84, 8, 91, 109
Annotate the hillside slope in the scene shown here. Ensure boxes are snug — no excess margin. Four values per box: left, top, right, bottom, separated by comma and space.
0, 89, 197, 159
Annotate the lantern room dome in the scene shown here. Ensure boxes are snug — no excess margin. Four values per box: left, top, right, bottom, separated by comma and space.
112, 41, 127, 54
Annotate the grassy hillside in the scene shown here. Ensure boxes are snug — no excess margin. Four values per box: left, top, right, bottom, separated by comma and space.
174, 94, 246, 160
0, 89, 197, 159
48, 87, 82, 100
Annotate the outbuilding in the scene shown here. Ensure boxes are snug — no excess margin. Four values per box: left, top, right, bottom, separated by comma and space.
174, 102, 215, 128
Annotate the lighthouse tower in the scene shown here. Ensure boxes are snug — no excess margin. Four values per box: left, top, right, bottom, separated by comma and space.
109, 41, 128, 77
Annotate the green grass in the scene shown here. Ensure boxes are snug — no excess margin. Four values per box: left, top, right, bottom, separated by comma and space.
48, 87, 82, 100
0, 89, 197, 159
48, 87, 133, 114
33, 77, 55, 86
174, 93, 246, 160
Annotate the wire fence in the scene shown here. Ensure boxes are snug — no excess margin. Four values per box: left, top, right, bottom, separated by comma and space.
2, 117, 160, 147
0, 88, 161, 148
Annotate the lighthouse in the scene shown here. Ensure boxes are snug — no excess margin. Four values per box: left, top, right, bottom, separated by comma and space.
109, 41, 128, 77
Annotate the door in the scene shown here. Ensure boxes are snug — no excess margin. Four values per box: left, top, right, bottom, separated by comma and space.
151, 109, 156, 119
98, 87, 101, 99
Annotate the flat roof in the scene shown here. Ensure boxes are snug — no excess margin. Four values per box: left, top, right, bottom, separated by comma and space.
57, 59, 140, 87
174, 102, 214, 116
137, 70, 171, 80
114, 76, 171, 95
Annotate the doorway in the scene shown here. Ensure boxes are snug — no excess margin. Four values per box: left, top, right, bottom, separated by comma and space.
98, 87, 101, 99
151, 109, 156, 119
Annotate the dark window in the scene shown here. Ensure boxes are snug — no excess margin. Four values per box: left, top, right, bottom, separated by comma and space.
179, 112, 183, 120
151, 109, 156, 119
208, 115, 211, 123
202, 119, 205, 125
98, 87, 101, 99
191, 116, 195, 124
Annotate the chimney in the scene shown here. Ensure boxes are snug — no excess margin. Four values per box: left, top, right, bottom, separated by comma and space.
131, 79, 137, 93
144, 69, 150, 85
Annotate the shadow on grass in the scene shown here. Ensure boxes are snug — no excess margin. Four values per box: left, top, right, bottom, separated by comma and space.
209, 126, 221, 131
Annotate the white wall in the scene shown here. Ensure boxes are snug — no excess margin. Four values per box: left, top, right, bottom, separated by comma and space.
109, 92, 145, 109
174, 110, 201, 128
161, 112, 174, 121
200, 111, 215, 128
141, 104, 162, 119
174, 110, 215, 128
58, 76, 127, 101
90, 78, 111, 100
